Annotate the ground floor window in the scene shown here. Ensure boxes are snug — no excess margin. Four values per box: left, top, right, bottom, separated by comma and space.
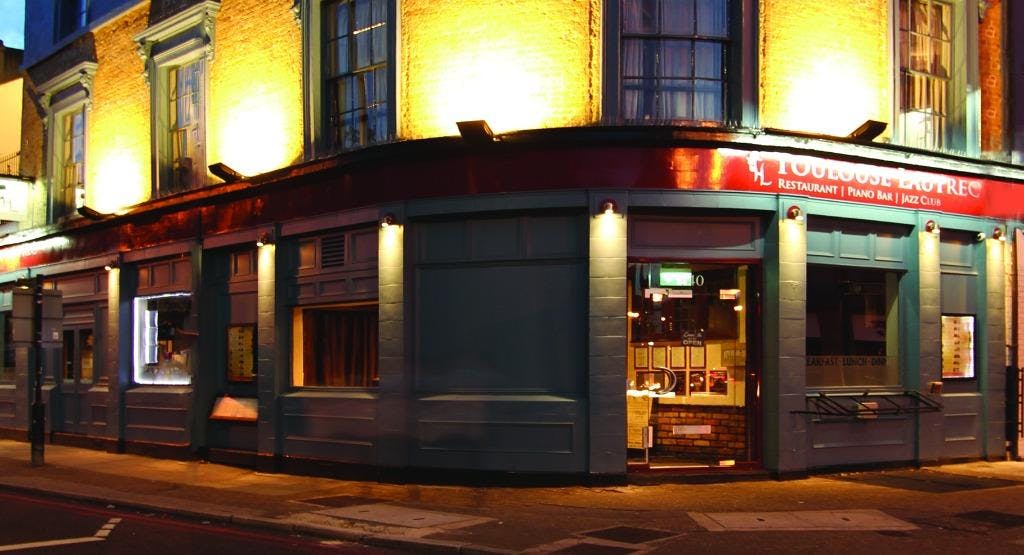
291, 303, 378, 387
133, 293, 195, 385
806, 266, 901, 387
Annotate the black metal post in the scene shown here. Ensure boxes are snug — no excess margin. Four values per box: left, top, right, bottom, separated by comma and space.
30, 278, 44, 467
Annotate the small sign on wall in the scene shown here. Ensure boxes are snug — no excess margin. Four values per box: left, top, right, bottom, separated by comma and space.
673, 425, 712, 435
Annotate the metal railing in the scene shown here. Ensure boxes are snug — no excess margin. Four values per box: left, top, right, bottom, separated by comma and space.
792, 390, 942, 420
0, 151, 18, 177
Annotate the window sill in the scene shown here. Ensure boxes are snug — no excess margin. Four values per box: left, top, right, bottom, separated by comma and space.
283, 389, 378, 400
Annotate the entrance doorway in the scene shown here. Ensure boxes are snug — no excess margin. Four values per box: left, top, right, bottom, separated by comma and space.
626, 261, 760, 470
58, 324, 95, 435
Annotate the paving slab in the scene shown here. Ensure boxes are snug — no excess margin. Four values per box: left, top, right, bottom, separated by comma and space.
689, 509, 917, 532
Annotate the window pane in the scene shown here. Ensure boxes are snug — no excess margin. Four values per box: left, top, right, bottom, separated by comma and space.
297, 306, 378, 387
659, 79, 692, 120
0, 313, 12, 383
134, 294, 194, 385
660, 40, 692, 78
80, 329, 94, 382
63, 330, 75, 381
693, 79, 722, 120
806, 266, 900, 387
622, 39, 643, 76
696, 0, 727, 37
694, 41, 721, 79
661, 0, 695, 35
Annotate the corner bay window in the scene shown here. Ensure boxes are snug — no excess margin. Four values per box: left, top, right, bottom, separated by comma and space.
806, 266, 901, 387
291, 304, 378, 387
620, 0, 729, 122
133, 293, 195, 385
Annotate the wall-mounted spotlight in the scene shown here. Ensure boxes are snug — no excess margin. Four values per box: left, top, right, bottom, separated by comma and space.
847, 120, 888, 142
256, 231, 274, 248
456, 120, 498, 145
380, 213, 397, 229
77, 205, 113, 220
103, 259, 119, 272
993, 227, 1005, 242
925, 220, 940, 234
209, 162, 247, 183
786, 205, 804, 221
599, 199, 617, 216
976, 231, 987, 242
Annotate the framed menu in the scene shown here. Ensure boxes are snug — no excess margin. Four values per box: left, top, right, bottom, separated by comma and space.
226, 324, 256, 382
941, 315, 974, 379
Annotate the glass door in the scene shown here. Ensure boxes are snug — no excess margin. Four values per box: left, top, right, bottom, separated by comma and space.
626, 261, 760, 469
58, 325, 95, 435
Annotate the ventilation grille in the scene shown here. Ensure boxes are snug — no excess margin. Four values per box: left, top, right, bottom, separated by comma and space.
321, 234, 347, 268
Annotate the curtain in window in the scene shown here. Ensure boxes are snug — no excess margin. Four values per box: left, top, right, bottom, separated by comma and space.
302, 307, 378, 387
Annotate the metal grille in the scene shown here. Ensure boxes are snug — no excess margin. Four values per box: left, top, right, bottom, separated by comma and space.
321, 234, 347, 268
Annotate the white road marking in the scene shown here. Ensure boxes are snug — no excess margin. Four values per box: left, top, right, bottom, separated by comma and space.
0, 516, 122, 551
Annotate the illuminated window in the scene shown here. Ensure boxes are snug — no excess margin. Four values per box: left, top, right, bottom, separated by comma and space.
895, 0, 977, 153
54, 0, 87, 41
62, 327, 94, 384
618, 0, 730, 122
324, 0, 389, 150
133, 293, 195, 385
167, 59, 205, 194
291, 304, 378, 387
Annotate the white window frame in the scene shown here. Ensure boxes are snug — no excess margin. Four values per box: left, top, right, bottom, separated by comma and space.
892, 0, 981, 155
297, 0, 398, 158
132, 292, 194, 386
36, 61, 97, 223
134, 1, 219, 197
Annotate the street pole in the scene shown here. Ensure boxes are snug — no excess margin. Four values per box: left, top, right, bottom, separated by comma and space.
30, 277, 44, 467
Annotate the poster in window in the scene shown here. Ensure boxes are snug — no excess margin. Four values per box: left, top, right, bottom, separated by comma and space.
941, 315, 974, 379
689, 345, 706, 368
633, 346, 649, 369
708, 369, 728, 395
226, 324, 256, 382
651, 346, 667, 369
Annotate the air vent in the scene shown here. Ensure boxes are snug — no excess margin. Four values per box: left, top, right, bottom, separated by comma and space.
321, 234, 347, 268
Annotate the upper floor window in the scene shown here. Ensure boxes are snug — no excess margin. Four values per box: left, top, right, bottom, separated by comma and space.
895, 0, 978, 154
167, 59, 205, 193
134, 1, 219, 197
619, 0, 730, 123
300, 0, 394, 157
36, 61, 97, 223
324, 0, 389, 150
55, 0, 88, 41
57, 105, 86, 217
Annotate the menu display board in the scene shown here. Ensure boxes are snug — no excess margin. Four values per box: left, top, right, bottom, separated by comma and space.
226, 324, 256, 382
941, 315, 975, 379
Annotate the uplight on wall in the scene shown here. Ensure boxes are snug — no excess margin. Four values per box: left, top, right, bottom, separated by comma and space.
599, 199, 618, 216
993, 227, 1006, 242
255, 231, 274, 248
925, 220, 940, 234
380, 213, 397, 229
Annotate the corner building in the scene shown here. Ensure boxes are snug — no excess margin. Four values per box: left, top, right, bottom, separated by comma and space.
5, 0, 1024, 479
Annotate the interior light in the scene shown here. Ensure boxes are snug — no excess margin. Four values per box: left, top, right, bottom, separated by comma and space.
786, 205, 804, 221
925, 220, 939, 234
733, 305, 744, 312
627, 311, 640, 318
651, 292, 664, 303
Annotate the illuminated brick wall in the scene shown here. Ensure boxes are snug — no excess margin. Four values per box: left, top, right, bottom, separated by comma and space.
88, 2, 152, 213
979, 0, 1004, 155
759, 0, 891, 138
400, 0, 601, 139
209, 0, 303, 177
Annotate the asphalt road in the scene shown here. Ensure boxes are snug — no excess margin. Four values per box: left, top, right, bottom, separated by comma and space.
0, 490, 392, 554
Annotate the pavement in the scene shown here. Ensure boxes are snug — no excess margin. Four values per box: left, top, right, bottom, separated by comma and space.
2, 440, 1024, 553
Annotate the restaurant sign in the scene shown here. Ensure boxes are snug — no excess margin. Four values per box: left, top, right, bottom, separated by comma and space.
717, 149, 1022, 219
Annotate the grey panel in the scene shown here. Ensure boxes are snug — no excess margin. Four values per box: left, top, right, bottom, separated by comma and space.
806, 228, 835, 257
417, 220, 468, 263
230, 292, 257, 324
838, 230, 871, 260
469, 218, 520, 260
415, 263, 587, 393
940, 234, 976, 268
941, 273, 978, 314
807, 418, 915, 468
123, 387, 191, 445
941, 394, 984, 459
280, 395, 376, 463
527, 215, 585, 258
631, 219, 760, 252
418, 421, 574, 453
